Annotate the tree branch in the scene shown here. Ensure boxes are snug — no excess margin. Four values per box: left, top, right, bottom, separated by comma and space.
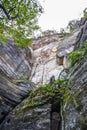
8, 6, 16, 14
0, 4, 18, 20
11, 14, 19, 20
0, 4, 10, 19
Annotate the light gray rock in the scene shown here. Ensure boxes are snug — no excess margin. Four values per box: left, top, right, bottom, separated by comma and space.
0, 42, 32, 79
31, 41, 64, 87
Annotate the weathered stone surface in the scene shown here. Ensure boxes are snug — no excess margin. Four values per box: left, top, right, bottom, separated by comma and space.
0, 85, 61, 130
0, 17, 87, 130
0, 68, 35, 123
62, 55, 87, 130
32, 34, 63, 50
79, 17, 87, 26
56, 29, 81, 69
0, 81, 51, 130
0, 42, 35, 124
0, 42, 32, 79
31, 30, 80, 86
61, 21, 87, 130
56, 29, 80, 62
31, 41, 63, 86
75, 20, 87, 50
0, 99, 51, 130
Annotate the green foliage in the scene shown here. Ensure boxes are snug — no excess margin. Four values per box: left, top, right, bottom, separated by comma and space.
0, 0, 42, 47
19, 79, 68, 112
30, 79, 68, 100
83, 8, 87, 18
16, 78, 82, 115
15, 79, 69, 115
30, 84, 55, 98
69, 41, 87, 66
54, 79, 78, 108
69, 51, 83, 66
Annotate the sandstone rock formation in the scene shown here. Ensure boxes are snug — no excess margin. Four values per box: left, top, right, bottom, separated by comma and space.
61, 19, 87, 130
0, 42, 35, 125
31, 29, 81, 86
0, 18, 87, 130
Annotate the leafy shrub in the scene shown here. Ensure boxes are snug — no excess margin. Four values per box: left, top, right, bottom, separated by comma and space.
69, 51, 83, 66
69, 41, 87, 66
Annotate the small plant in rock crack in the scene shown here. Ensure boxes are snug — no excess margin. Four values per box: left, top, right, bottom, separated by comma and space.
69, 41, 87, 66
69, 51, 83, 66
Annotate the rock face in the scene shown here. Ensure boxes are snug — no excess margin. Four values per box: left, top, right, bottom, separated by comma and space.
31, 41, 63, 86
56, 29, 80, 68
0, 103, 51, 130
0, 18, 87, 130
0, 42, 32, 79
30, 30, 80, 87
61, 20, 87, 130
0, 81, 61, 130
32, 33, 64, 50
0, 42, 35, 124
62, 54, 87, 130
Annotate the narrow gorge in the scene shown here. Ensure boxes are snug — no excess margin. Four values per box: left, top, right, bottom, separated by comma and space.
0, 18, 87, 130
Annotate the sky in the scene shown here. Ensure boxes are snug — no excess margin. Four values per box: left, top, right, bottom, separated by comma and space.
38, 0, 87, 32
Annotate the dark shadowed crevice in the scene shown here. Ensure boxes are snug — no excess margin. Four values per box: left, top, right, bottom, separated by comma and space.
50, 99, 61, 130
57, 56, 64, 65
7, 118, 11, 124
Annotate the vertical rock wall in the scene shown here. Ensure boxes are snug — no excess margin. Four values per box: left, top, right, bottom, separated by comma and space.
61, 20, 87, 130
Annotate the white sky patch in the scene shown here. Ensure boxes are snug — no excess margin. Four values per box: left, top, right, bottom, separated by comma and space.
38, 0, 87, 31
